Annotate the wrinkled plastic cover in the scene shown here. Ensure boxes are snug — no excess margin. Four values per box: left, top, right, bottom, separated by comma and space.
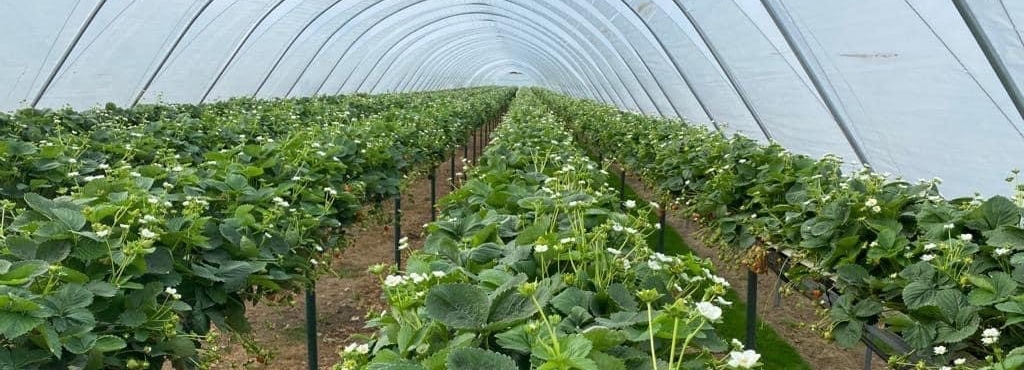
1, 0, 1022, 196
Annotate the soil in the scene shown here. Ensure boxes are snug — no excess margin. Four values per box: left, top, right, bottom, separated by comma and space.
208, 124, 494, 369
618, 170, 890, 370
205, 118, 886, 369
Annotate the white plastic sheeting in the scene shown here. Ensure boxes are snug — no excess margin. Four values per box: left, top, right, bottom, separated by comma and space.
1, 0, 1022, 197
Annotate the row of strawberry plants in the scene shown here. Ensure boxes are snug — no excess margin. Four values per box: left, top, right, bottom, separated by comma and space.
535, 89, 1024, 369
338, 89, 761, 370
0, 87, 514, 369
0, 88, 496, 202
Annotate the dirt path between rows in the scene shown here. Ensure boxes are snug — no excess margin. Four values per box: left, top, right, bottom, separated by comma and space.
617, 169, 889, 370
209, 124, 495, 369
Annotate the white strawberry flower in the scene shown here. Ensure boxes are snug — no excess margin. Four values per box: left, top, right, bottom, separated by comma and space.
695, 301, 722, 321
140, 228, 158, 239
726, 349, 761, 368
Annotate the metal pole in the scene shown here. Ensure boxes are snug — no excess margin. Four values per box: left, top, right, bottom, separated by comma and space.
952, 0, 1024, 124
252, 0, 345, 98
450, 151, 456, 190
864, 346, 872, 370
759, 0, 872, 165
429, 167, 437, 221
132, 0, 214, 107
200, 0, 287, 103
746, 270, 758, 350
393, 196, 402, 267
619, 170, 627, 210
31, 0, 108, 108
657, 209, 667, 253
305, 286, 318, 370
624, 0, 725, 134
676, 2, 775, 141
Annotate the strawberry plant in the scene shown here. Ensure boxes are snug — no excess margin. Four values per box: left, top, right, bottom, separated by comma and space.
0, 87, 514, 369
538, 89, 1024, 369
340, 90, 760, 370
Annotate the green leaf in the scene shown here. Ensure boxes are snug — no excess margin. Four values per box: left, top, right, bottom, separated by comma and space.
366, 349, 425, 370
35, 241, 70, 264
833, 321, 862, 348
5, 236, 38, 260
581, 327, 626, 351
902, 320, 937, 349
119, 310, 148, 327
93, 335, 127, 352
852, 299, 882, 318
902, 280, 937, 310
153, 336, 196, 357
495, 325, 532, 353
48, 283, 94, 310
425, 283, 490, 330
0, 311, 44, 339
225, 174, 248, 190
968, 272, 1018, 306
23, 193, 55, 217
486, 288, 535, 329
563, 334, 594, 359
0, 260, 48, 286
967, 196, 1021, 231
986, 226, 1024, 248
63, 332, 97, 354
446, 347, 517, 370
468, 243, 503, 264
144, 247, 173, 274
551, 287, 594, 316
594, 311, 647, 328
52, 208, 86, 231
41, 326, 60, 358
423, 234, 460, 262
933, 289, 966, 322
836, 264, 869, 286
899, 261, 936, 281
589, 351, 626, 370
85, 281, 117, 297
191, 260, 261, 292
607, 283, 638, 312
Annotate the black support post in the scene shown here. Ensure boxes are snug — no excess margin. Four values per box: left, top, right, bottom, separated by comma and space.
305, 286, 318, 370
746, 270, 758, 350
619, 170, 627, 210
450, 152, 456, 190
657, 209, 667, 253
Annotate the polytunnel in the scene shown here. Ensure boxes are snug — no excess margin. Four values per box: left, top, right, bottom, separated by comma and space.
2, 1, 1024, 370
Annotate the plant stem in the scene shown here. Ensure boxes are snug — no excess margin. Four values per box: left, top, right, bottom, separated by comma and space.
532, 295, 561, 355
668, 316, 679, 369
679, 319, 705, 367
647, 302, 658, 369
